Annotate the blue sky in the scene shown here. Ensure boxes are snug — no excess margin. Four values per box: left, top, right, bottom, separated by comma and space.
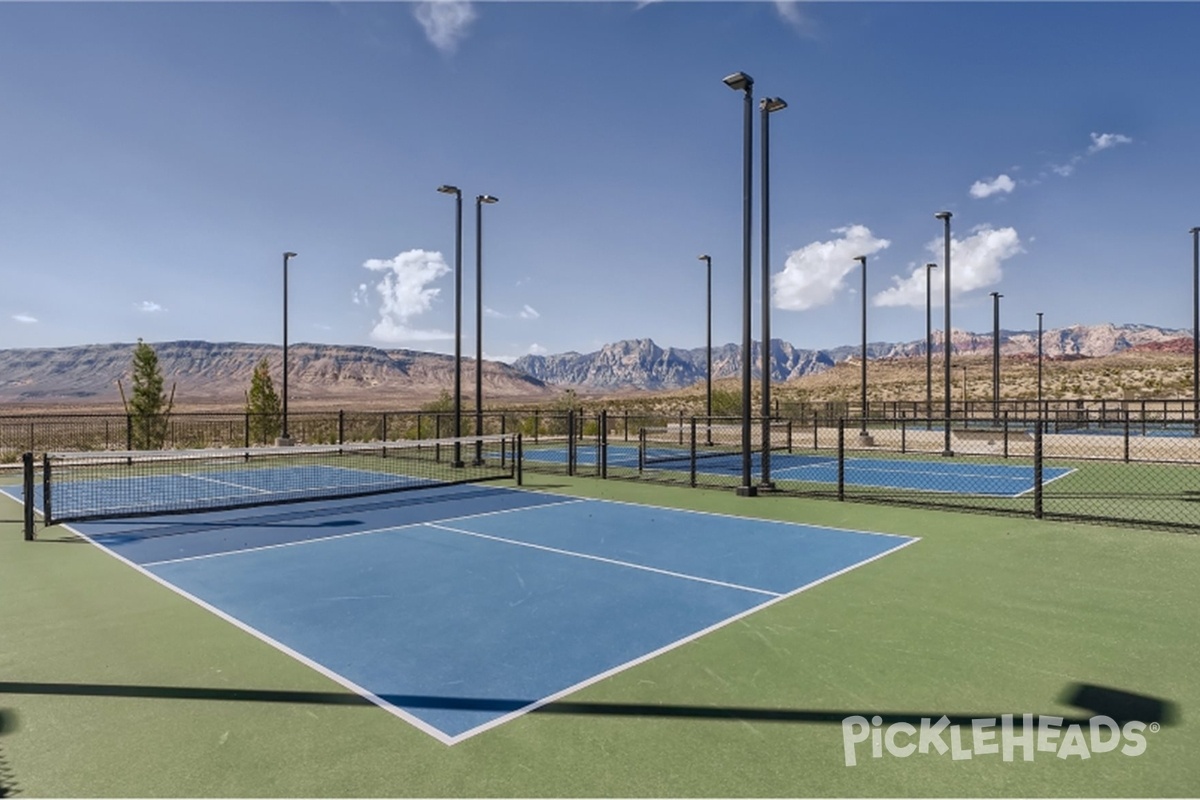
2, 2, 1197, 360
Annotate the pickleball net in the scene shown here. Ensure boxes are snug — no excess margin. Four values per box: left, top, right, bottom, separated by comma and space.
24, 434, 520, 529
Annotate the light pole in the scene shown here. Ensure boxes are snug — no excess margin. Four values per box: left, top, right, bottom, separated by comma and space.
990, 291, 1003, 421
925, 262, 937, 430
1192, 227, 1199, 436
698, 254, 713, 446
724, 70, 756, 497
438, 185, 464, 466
760, 96, 786, 487
854, 255, 869, 439
474, 193, 499, 465
935, 211, 953, 455
280, 251, 297, 445
1037, 311, 1044, 432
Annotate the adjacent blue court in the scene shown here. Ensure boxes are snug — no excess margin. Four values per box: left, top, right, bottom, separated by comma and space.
25, 482, 918, 744
524, 444, 1072, 496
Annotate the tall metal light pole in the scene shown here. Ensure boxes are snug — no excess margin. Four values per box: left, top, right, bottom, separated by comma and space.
1192, 227, 1199, 436
935, 211, 953, 455
854, 255, 869, 438
1037, 311, 1044, 431
990, 291, 1003, 421
698, 254, 713, 446
925, 262, 937, 430
280, 251, 297, 445
724, 70, 756, 497
474, 194, 499, 465
760, 96, 786, 487
438, 185, 464, 466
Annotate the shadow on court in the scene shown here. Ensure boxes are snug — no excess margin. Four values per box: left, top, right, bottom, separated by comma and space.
0, 709, 19, 799
0, 681, 1176, 728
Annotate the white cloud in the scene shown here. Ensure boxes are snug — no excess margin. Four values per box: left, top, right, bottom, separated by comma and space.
969, 174, 1015, 199
772, 225, 891, 311
1088, 132, 1133, 154
13, 313, 37, 324
773, 0, 811, 32
528, 343, 548, 355
363, 249, 453, 343
1050, 156, 1082, 177
414, 0, 476, 54
484, 306, 504, 319
483, 351, 518, 364
352, 283, 368, 305
137, 301, 164, 313
872, 225, 1023, 308
518, 304, 540, 320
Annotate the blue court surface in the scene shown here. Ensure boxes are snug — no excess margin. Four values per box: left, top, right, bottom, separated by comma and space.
525, 444, 1072, 497
14, 482, 918, 745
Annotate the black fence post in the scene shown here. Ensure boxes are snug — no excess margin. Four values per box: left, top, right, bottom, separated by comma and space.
381, 412, 388, 443
689, 417, 697, 488
516, 433, 523, 486
244, 412, 250, 447
678, 409, 684, 445
813, 412, 819, 451
623, 410, 629, 443
126, 414, 133, 451
42, 453, 52, 527
599, 410, 608, 479
837, 419, 845, 501
901, 417, 907, 455
1124, 409, 1131, 464
638, 427, 646, 474
338, 410, 345, 445
1033, 423, 1044, 519
22, 451, 34, 541
787, 419, 793, 453
567, 409, 576, 477
1003, 412, 1009, 459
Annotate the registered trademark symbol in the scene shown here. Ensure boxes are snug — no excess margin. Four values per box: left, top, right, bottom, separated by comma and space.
1149, 722, 1161, 733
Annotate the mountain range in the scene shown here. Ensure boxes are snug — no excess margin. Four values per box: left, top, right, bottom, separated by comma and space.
0, 323, 1190, 406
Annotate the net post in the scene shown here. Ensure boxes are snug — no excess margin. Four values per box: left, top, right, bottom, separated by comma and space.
22, 452, 35, 541
1033, 422, 1044, 519
599, 410, 608, 479
516, 433, 523, 486
689, 417, 697, 487
42, 452, 52, 526
566, 409, 576, 477
1123, 409, 1131, 463
837, 419, 845, 502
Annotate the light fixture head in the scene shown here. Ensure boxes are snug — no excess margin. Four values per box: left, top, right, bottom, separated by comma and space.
934, 211, 952, 221
283, 251, 297, 259
722, 71, 753, 92
698, 254, 710, 262
437, 185, 460, 195
853, 255, 867, 265
926, 262, 938, 269
1190, 227, 1200, 235
760, 97, 787, 113
477, 194, 499, 204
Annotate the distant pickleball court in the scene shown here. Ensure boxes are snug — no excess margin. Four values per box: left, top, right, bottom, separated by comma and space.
523, 441, 1072, 497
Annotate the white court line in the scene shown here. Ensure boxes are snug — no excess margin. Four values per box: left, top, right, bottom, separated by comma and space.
1013, 466, 1078, 498
139, 497, 588, 567
487, 484, 916, 541
50, 520, 458, 746
183, 473, 273, 494
422, 522, 781, 598
446, 534, 922, 745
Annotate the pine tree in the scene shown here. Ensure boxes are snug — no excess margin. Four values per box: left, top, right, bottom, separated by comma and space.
118, 339, 175, 449
245, 358, 283, 444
